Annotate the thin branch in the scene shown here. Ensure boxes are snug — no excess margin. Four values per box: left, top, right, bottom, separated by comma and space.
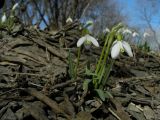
81, 0, 92, 18
32, 0, 49, 28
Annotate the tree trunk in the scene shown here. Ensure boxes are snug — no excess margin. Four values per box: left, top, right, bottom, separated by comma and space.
54, 0, 59, 29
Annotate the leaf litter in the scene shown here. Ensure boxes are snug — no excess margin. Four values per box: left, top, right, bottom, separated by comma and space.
0, 21, 160, 120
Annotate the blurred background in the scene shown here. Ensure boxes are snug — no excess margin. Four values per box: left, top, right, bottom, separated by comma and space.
0, 0, 160, 50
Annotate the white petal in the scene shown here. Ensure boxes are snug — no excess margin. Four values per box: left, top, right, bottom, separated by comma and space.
117, 28, 124, 33
105, 28, 110, 33
143, 32, 150, 38
132, 32, 139, 37
84, 20, 93, 28
122, 41, 133, 57
111, 42, 120, 59
86, 20, 93, 25
77, 36, 86, 47
112, 40, 118, 46
86, 34, 99, 47
12, 3, 19, 10
123, 28, 132, 34
1, 14, 6, 23
66, 17, 73, 23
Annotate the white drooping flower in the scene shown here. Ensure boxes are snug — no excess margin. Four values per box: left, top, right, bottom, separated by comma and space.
132, 32, 139, 37
118, 28, 132, 35
123, 28, 132, 34
111, 40, 133, 59
77, 34, 99, 47
84, 20, 94, 28
86, 20, 93, 26
66, 17, 73, 23
104, 27, 110, 33
103, 27, 110, 34
12, 3, 19, 11
143, 32, 150, 38
1, 13, 6, 23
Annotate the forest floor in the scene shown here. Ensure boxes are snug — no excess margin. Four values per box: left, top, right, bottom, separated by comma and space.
0, 21, 160, 120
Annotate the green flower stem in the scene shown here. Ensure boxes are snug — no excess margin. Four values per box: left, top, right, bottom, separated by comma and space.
102, 59, 115, 87
75, 47, 81, 79
98, 32, 115, 74
68, 49, 74, 79
96, 32, 115, 88
87, 51, 91, 70
94, 23, 123, 89
95, 23, 123, 74
6, 16, 15, 33
93, 32, 112, 88
95, 34, 110, 74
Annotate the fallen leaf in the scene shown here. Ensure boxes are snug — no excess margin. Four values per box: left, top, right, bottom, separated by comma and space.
75, 111, 92, 120
143, 106, 155, 120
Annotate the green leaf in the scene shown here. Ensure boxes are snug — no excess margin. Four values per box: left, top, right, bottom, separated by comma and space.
85, 67, 97, 76
68, 49, 75, 79
104, 91, 113, 99
6, 17, 15, 32
95, 89, 106, 101
84, 21, 93, 28
83, 79, 91, 91
97, 63, 106, 84
82, 29, 90, 35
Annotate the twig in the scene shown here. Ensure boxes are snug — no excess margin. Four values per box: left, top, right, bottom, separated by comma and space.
0, 88, 19, 96
108, 107, 122, 120
28, 82, 43, 88
0, 72, 49, 78
32, 0, 49, 28
50, 78, 81, 90
81, 0, 92, 17
23, 88, 71, 119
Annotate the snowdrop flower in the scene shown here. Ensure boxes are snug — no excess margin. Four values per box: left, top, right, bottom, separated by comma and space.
86, 20, 93, 26
1, 13, 6, 23
123, 28, 132, 34
84, 20, 93, 28
143, 32, 150, 38
104, 27, 110, 33
77, 34, 99, 47
66, 17, 73, 23
111, 40, 133, 59
117, 28, 124, 33
103, 27, 110, 34
132, 32, 139, 37
12, 3, 19, 11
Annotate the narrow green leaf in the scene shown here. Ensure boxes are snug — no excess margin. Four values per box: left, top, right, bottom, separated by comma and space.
85, 67, 97, 76
68, 49, 75, 79
95, 89, 106, 101
83, 79, 91, 91
104, 91, 113, 99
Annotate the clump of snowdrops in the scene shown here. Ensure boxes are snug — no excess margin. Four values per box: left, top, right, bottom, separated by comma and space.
0, 2, 19, 32
68, 21, 136, 101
